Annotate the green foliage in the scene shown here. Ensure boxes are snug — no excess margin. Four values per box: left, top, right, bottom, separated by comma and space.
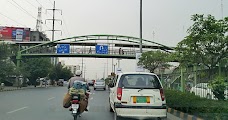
0, 43, 16, 82
165, 89, 228, 119
138, 50, 171, 73
176, 14, 228, 70
60, 67, 73, 81
21, 58, 52, 86
49, 63, 73, 81
0, 60, 15, 82
0, 43, 10, 60
209, 76, 227, 100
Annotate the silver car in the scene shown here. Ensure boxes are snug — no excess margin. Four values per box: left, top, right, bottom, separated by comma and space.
94, 80, 106, 90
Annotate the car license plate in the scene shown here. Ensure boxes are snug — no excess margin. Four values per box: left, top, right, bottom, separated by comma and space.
136, 96, 147, 103
72, 104, 79, 109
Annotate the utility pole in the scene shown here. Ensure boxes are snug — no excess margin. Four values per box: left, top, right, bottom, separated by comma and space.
82, 57, 84, 77
84, 65, 86, 79
45, 1, 62, 65
152, 31, 155, 41
103, 63, 106, 79
112, 41, 114, 72
221, 0, 224, 19
107, 59, 108, 77
45, 1, 62, 41
36, 7, 43, 31
139, 0, 143, 53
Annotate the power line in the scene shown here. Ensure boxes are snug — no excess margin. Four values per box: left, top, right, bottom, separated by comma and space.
25, 0, 37, 8
23, 0, 52, 18
61, 15, 70, 37
0, 12, 27, 27
10, 0, 36, 19
35, 0, 45, 9
48, 0, 54, 5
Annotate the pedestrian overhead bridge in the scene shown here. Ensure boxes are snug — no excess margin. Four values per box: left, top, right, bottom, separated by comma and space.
15, 34, 174, 66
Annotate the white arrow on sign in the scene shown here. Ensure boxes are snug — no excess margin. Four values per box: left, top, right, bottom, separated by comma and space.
100, 45, 104, 50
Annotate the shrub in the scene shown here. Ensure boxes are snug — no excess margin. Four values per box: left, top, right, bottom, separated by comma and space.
208, 76, 227, 100
165, 89, 228, 119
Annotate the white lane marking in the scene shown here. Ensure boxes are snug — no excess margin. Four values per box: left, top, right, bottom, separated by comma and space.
7, 107, 28, 114
48, 97, 55, 100
90, 97, 93, 100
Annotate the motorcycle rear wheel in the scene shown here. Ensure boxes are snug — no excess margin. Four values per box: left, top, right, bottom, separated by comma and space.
73, 115, 78, 120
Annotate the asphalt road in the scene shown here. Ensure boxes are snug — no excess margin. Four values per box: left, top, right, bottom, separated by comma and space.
0, 86, 181, 120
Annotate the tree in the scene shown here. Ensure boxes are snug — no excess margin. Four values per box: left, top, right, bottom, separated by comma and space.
60, 67, 73, 81
176, 14, 228, 77
49, 63, 73, 82
0, 43, 16, 83
21, 58, 52, 87
138, 50, 171, 73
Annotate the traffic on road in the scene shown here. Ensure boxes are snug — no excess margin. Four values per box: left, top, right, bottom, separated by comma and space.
0, 80, 180, 120
0, 0, 227, 120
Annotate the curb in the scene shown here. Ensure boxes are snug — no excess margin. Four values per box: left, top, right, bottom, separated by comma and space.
168, 108, 204, 120
0, 88, 24, 92
0, 86, 44, 92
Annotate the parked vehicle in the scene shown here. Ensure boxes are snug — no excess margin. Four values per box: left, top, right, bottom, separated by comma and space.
109, 72, 167, 120
87, 80, 94, 86
94, 80, 106, 90
57, 79, 64, 86
190, 83, 228, 100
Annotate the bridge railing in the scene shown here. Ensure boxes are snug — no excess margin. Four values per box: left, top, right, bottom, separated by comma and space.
21, 46, 147, 56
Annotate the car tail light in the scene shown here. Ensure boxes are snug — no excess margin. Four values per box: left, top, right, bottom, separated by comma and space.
133, 96, 136, 103
72, 100, 79, 104
160, 88, 165, 101
117, 87, 122, 100
146, 96, 150, 103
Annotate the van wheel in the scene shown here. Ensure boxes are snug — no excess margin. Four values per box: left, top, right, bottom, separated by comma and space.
109, 104, 113, 112
157, 117, 167, 120
114, 113, 122, 120
104, 88, 106, 91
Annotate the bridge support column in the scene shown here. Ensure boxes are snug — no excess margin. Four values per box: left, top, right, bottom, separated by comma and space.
16, 52, 22, 68
180, 66, 185, 92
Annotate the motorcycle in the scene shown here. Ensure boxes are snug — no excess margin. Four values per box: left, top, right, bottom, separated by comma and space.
71, 94, 80, 120
71, 91, 90, 120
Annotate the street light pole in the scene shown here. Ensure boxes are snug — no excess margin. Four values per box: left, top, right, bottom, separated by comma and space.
139, 0, 143, 53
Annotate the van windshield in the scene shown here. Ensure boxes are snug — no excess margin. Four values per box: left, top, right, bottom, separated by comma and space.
118, 74, 161, 89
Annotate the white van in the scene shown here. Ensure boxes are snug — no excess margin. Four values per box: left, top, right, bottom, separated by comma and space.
109, 72, 167, 120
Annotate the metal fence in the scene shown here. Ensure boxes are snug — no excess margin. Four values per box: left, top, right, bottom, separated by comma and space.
164, 65, 228, 100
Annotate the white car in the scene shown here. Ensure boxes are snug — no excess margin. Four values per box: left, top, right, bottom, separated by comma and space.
190, 83, 228, 100
109, 72, 167, 120
94, 80, 106, 90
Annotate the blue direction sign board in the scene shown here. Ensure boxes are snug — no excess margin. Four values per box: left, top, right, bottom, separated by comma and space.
96, 45, 108, 54
57, 44, 70, 54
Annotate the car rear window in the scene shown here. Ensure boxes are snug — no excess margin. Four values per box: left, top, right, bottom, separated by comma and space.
96, 80, 104, 82
118, 74, 161, 89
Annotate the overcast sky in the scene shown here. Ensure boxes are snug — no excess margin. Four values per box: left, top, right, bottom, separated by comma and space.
0, 0, 227, 79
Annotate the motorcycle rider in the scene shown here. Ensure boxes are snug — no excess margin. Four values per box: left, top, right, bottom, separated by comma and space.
68, 70, 89, 111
